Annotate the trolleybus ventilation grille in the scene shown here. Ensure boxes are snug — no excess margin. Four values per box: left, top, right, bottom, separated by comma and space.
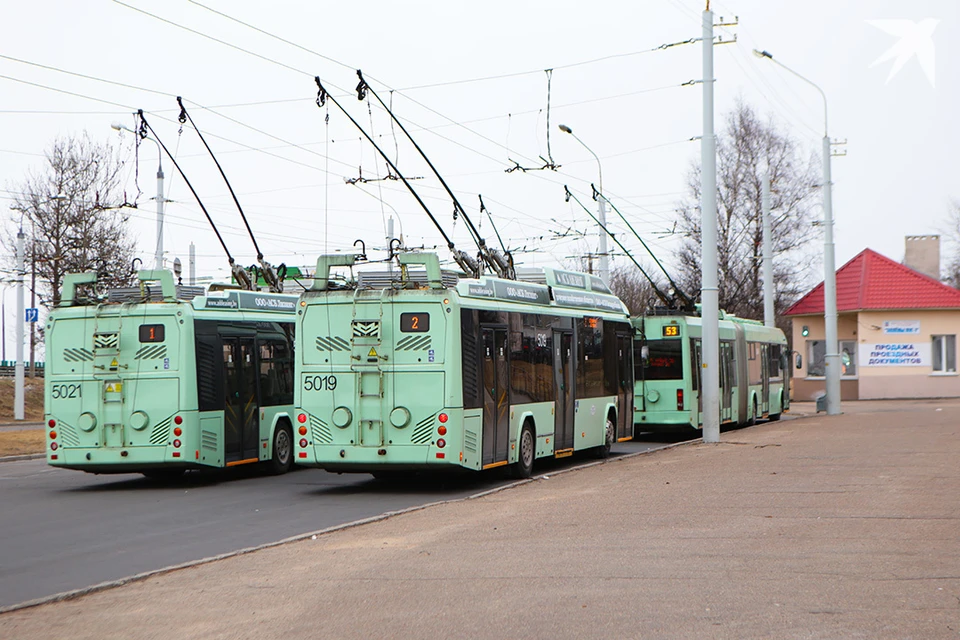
411, 415, 434, 444
310, 416, 333, 444
150, 417, 172, 445
63, 348, 94, 362
316, 336, 350, 352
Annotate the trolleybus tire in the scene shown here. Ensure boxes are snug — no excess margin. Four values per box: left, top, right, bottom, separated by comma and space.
747, 398, 757, 426
268, 422, 293, 475
593, 417, 615, 459
768, 412, 781, 422
512, 422, 535, 479
141, 468, 186, 481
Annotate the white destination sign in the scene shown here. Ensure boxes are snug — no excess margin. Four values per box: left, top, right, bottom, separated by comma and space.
860, 342, 930, 367
882, 320, 920, 335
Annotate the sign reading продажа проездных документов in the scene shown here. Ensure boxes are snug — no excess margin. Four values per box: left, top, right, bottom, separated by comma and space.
859, 342, 930, 367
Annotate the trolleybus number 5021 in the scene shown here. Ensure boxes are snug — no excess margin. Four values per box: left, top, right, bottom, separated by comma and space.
51, 384, 82, 399
303, 375, 338, 391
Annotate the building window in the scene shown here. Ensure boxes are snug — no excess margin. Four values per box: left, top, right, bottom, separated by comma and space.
840, 340, 857, 377
932, 335, 957, 373
806, 340, 825, 377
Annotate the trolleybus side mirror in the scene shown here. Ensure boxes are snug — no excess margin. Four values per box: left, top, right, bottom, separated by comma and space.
640, 345, 650, 365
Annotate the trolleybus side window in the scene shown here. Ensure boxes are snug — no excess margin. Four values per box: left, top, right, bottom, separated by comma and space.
577, 318, 606, 398
259, 340, 294, 406
643, 339, 684, 380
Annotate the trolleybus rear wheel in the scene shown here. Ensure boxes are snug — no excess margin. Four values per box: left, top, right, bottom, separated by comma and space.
513, 422, 535, 479
268, 422, 293, 475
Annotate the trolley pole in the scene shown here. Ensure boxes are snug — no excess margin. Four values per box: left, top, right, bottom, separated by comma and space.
762, 174, 774, 328
700, 4, 720, 443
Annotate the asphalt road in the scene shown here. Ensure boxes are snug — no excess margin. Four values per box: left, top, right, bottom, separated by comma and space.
0, 437, 682, 609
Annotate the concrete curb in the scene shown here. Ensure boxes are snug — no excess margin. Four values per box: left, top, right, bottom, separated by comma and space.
0, 438, 693, 615
0, 453, 44, 463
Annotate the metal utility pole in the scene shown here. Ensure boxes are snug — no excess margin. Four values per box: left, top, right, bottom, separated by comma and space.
762, 173, 774, 328
189, 242, 196, 285
29, 238, 36, 378
700, 5, 720, 443
754, 49, 840, 415
155, 158, 165, 271
15, 227, 25, 421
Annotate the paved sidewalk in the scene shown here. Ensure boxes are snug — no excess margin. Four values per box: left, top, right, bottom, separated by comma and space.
3, 399, 960, 639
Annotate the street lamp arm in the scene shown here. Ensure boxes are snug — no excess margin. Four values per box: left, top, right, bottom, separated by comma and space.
558, 125, 602, 193
752, 50, 828, 136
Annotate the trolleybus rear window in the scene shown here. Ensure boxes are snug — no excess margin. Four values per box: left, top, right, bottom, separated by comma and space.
642, 339, 684, 380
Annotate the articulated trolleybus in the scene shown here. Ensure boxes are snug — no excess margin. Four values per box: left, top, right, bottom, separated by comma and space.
45, 270, 298, 477
294, 253, 635, 478
634, 311, 789, 433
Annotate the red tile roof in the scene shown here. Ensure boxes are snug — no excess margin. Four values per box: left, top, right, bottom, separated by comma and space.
784, 248, 960, 315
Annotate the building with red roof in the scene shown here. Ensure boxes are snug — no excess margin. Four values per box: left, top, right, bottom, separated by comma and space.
785, 247, 960, 400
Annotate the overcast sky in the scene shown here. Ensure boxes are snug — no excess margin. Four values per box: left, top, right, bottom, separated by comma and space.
1, 0, 956, 356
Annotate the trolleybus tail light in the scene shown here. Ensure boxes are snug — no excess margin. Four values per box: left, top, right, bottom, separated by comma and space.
299, 439, 308, 448
436, 453, 445, 459
298, 426, 307, 436
437, 438, 446, 448
49, 430, 57, 439
298, 413, 307, 424
51, 455, 58, 460
438, 413, 448, 424
298, 452, 307, 458
48, 419, 56, 428
676, 389, 684, 411
173, 439, 182, 448
437, 426, 447, 436
50, 442, 58, 451
173, 427, 182, 437
174, 415, 183, 425
172, 452, 181, 458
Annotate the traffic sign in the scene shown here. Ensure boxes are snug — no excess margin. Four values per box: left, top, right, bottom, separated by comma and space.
25, 308, 39, 323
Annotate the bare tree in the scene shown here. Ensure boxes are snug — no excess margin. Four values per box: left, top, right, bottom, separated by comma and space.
6, 134, 136, 305
942, 199, 960, 289
607, 264, 669, 316
674, 99, 821, 327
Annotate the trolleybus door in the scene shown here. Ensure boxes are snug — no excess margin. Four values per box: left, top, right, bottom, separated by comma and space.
222, 336, 260, 463
719, 341, 735, 423
554, 330, 575, 451
616, 332, 633, 440
481, 328, 510, 466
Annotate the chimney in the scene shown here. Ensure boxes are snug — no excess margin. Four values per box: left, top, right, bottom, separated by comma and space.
904, 235, 940, 280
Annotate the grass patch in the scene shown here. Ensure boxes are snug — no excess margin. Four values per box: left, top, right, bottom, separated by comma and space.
0, 377, 45, 422
0, 430, 45, 457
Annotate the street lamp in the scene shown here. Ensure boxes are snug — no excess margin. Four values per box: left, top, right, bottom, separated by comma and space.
558, 124, 609, 284
112, 122, 165, 271
753, 49, 841, 415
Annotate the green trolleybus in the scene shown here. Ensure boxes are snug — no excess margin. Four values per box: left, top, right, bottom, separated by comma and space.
45, 269, 298, 477
634, 311, 789, 433
294, 253, 635, 478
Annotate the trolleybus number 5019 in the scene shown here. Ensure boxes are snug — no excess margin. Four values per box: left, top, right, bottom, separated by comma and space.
303, 375, 338, 391
51, 384, 82, 399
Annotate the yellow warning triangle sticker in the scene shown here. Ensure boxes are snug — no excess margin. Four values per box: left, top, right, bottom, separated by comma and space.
368, 347, 378, 357
111, 358, 119, 367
